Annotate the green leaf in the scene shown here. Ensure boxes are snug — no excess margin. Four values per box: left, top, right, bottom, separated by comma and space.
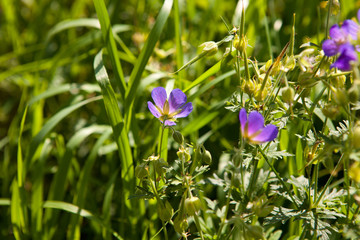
93, 0, 126, 97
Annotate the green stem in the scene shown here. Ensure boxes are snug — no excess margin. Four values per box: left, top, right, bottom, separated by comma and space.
315, 153, 345, 206
258, 147, 300, 209
247, 157, 259, 200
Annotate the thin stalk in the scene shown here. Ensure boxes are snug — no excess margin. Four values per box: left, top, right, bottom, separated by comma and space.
247, 157, 259, 200
315, 153, 345, 206
258, 147, 300, 209
147, 170, 169, 240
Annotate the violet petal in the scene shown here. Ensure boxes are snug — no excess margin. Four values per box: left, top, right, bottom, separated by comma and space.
331, 43, 358, 71
148, 101, 161, 118
342, 19, 359, 40
322, 39, 338, 56
175, 102, 193, 118
247, 111, 265, 136
164, 120, 176, 126
251, 125, 278, 143
169, 89, 187, 113
329, 24, 344, 42
151, 87, 167, 109
239, 108, 247, 133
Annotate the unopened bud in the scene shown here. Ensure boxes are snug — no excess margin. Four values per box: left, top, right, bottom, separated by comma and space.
184, 196, 202, 216
202, 150, 212, 165
200, 41, 218, 56
173, 130, 184, 145
282, 86, 295, 104
157, 200, 173, 222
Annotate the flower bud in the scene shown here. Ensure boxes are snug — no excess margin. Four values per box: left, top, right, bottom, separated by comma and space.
172, 130, 184, 145
184, 196, 202, 216
200, 41, 218, 56
174, 215, 188, 233
135, 163, 148, 179
281, 86, 295, 104
202, 150, 212, 165
157, 200, 173, 222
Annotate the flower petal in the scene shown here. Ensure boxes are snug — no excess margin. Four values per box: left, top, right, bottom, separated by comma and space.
329, 24, 345, 42
168, 89, 187, 113
151, 87, 167, 109
331, 43, 358, 71
247, 111, 264, 136
251, 124, 278, 143
174, 102, 193, 118
148, 101, 161, 118
322, 39, 338, 56
239, 108, 247, 133
164, 120, 176, 126
342, 19, 359, 40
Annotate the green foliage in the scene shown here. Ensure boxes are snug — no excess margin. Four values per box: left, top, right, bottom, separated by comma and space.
2, 0, 360, 239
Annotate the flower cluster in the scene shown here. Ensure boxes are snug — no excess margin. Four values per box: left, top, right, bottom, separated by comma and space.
148, 87, 193, 126
322, 9, 360, 71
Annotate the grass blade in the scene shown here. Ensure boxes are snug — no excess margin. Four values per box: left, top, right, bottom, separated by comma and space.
93, 0, 126, 97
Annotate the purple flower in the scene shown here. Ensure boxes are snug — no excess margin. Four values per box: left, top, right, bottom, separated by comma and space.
330, 43, 358, 71
322, 10, 360, 71
239, 108, 278, 144
148, 87, 193, 126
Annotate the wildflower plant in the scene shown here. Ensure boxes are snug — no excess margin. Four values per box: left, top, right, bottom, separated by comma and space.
4, 1, 360, 240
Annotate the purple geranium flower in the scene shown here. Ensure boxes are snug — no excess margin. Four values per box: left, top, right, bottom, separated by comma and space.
322, 10, 360, 71
239, 108, 278, 144
148, 87, 193, 126
330, 43, 358, 71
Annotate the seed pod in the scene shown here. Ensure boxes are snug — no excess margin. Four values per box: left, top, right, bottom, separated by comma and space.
282, 86, 295, 104
184, 196, 202, 216
172, 130, 184, 145
202, 150, 212, 165
157, 200, 173, 222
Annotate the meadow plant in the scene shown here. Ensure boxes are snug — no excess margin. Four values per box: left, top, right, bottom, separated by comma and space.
2, 0, 360, 240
